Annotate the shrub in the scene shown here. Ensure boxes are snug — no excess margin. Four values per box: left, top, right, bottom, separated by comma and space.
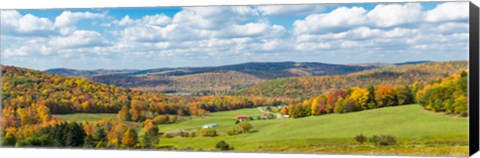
226, 126, 244, 136
238, 121, 253, 133
200, 129, 217, 137
266, 106, 272, 111
215, 140, 234, 151
369, 135, 396, 146
153, 115, 170, 124
369, 135, 380, 145
354, 134, 367, 144
188, 131, 196, 137
2, 133, 16, 146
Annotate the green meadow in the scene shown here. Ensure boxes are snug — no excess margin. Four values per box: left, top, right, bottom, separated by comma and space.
54, 104, 469, 156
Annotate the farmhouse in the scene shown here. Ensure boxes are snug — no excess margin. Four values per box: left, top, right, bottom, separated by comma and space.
236, 115, 249, 121
261, 113, 270, 119
202, 123, 218, 129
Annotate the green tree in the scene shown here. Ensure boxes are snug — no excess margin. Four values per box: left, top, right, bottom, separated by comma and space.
83, 135, 95, 148
94, 128, 107, 143
334, 97, 345, 113
141, 119, 159, 148
2, 133, 16, 146
454, 95, 467, 116
50, 122, 86, 147
215, 140, 234, 151
354, 134, 367, 144
394, 85, 413, 105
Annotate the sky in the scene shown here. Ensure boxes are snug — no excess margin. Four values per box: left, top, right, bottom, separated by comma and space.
0, 2, 470, 70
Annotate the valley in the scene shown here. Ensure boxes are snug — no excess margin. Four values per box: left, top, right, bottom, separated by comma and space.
1, 60, 470, 156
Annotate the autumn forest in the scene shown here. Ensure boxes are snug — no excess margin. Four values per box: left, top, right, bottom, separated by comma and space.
0, 60, 470, 156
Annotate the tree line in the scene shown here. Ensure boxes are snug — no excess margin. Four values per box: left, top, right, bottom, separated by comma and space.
279, 70, 468, 118
237, 61, 467, 98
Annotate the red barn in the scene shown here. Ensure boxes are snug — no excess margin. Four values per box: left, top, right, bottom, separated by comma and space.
236, 115, 248, 121
261, 113, 270, 119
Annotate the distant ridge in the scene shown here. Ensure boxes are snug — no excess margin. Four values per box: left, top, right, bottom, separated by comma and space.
44, 60, 445, 95
394, 60, 432, 66
45, 68, 139, 76
47, 61, 379, 79
44, 61, 383, 94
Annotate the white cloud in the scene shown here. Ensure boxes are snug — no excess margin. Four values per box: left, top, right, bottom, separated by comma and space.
1, 2, 470, 69
366, 3, 422, 27
293, 3, 426, 35
218, 22, 287, 38
257, 5, 323, 16
4, 46, 32, 57
48, 30, 108, 48
293, 7, 368, 34
425, 2, 469, 23
295, 42, 332, 51
3, 37, 52, 57
429, 22, 469, 34
142, 14, 171, 26
54, 11, 105, 27
1, 11, 55, 36
114, 14, 171, 26
17, 14, 54, 33
295, 26, 382, 42
382, 28, 418, 38
172, 6, 259, 29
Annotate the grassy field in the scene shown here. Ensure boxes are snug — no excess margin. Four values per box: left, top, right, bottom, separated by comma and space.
157, 108, 265, 132
53, 104, 469, 156
54, 113, 118, 122
53, 113, 142, 129
156, 104, 469, 156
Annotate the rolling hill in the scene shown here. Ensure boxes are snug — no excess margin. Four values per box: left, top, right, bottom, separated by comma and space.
236, 61, 467, 98
46, 61, 379, 94
45, 68, 138, 76
125, 62, 378, 79
155, 104, 467, 156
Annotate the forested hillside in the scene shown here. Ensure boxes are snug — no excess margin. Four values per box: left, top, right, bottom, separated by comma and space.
1, 66, 295, 147
2, 66, 294, 118
236, 61, 467, 98
45, 68, 137, 76
47, 61, 378, 95
1, 61, 468, 150
91, 71, 264, 95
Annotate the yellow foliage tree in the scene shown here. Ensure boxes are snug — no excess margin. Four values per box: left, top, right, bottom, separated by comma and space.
349, 87, 369, 110
121, 128, 138, 148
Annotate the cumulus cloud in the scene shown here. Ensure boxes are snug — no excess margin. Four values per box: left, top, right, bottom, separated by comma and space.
114, 14, 171, 26
1, 2, 470, 69
257, 5, 323, 16
217, 22, 287, 38
293, 3, 427, 35
117, 6, 286, 43
366, 3, 423, 27
49, 30, 108, 48
54, 11, 105, 27
1, 11, 56, 36
17, 14, 55, 33
293, 7, 368, 34
173, 6, 259, 29
425, 2, 469, 22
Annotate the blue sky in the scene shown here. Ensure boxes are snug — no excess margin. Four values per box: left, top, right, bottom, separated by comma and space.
1, 2, 469, 70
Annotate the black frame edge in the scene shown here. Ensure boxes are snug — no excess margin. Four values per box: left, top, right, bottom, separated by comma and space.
469, 1, 480, 156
